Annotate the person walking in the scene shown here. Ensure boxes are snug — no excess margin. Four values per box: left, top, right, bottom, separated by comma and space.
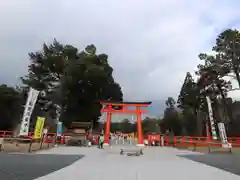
97, 135, 100, 148
109, 133, 112, 148
99, 133, 104, 149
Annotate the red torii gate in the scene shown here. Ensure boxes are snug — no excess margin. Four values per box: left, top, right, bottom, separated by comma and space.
99, 101, 152, 146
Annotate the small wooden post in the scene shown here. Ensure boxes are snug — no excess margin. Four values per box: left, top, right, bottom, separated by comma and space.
40, 137, 44, 149
193, 143, 197, 151
208, 143, 211, 153
0, 138, 3, 152
28, 139, 33, 152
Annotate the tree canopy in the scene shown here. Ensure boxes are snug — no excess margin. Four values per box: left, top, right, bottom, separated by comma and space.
161, 28, 240, 137
2, 29, 240, 137
22, 40, 123, 128
0, 85, 23, 130
0, 40, 123, 130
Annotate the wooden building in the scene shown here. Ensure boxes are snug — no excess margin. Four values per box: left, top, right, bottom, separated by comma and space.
65, 121, 92, 146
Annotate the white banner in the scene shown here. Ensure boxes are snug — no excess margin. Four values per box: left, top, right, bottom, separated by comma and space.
218, 123, 228, 144
206, 96, 217, 140
19, 88, 39, 136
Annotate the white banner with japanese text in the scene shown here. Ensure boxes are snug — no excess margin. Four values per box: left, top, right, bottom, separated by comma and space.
19, 88, 39, 136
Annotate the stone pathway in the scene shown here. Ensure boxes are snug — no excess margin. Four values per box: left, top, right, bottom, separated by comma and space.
35, 146, 240, 180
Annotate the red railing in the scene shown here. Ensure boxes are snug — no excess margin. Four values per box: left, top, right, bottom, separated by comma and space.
164, 136, 240, 147
146, 134, 240, 147
0, 130, 65, 144
0, 130, 12, 138
1, 130, 240, 147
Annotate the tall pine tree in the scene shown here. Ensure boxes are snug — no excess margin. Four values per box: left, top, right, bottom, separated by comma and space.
177, 72, 199, 135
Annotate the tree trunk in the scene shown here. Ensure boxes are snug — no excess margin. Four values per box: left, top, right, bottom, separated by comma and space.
195, 109, 203, 136
13, 123, 21, 137
232, 40, 240, 88
234, 69, 240, 88
216, 83, 230, 123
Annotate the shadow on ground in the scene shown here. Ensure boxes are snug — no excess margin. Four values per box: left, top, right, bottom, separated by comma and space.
0, 153, 84, 180
178, 153, 240, 176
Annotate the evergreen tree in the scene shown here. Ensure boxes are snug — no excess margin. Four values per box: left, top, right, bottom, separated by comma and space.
21, 40, 123, 128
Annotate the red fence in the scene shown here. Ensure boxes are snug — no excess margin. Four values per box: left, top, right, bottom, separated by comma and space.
1, 130, 240, 147
167, 136, 240, 147
146, 134, 240, 147
0, 130, 65, 144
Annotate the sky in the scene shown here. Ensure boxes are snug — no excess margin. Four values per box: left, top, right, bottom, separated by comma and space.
1, 0, 240, 103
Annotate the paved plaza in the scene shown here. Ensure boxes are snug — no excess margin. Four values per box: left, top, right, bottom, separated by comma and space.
1, 145, 240, 180
34, 146, 240, 180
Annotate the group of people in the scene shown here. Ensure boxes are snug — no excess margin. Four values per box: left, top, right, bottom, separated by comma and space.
97, 133, 112, 149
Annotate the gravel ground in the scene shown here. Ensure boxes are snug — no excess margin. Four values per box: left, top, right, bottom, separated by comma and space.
34, 146, 240, 180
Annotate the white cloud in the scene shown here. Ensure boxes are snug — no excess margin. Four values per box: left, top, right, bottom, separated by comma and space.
0, 0, 240, 101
